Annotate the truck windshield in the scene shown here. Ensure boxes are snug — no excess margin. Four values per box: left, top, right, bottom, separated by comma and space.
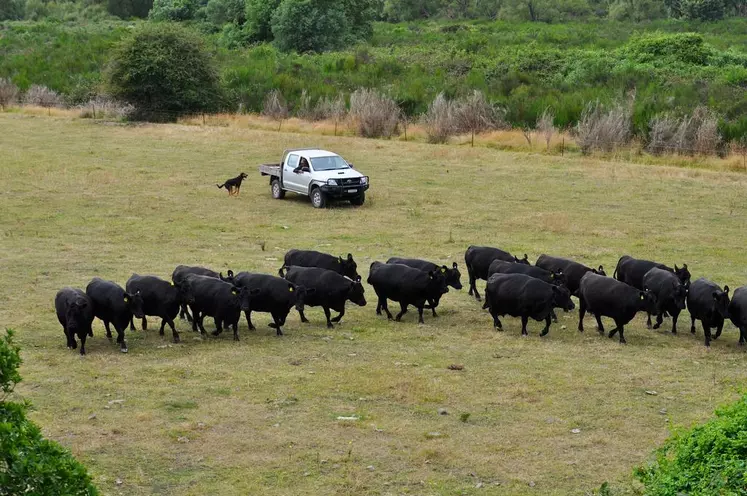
311, 156, 349, 171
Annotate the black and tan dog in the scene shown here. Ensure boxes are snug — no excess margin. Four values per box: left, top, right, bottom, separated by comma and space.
217, 172, 248, 196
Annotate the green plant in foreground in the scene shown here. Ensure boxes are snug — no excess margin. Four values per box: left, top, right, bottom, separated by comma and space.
0, 329, 99, 495
635, 394, 747, 495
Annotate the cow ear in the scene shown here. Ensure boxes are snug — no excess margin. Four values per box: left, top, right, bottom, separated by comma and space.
123, 293, 130, 303
452, 262, 458, 269
598, 265, 604, 271
550, 273, 555, 280
338, 256, 344, 264
523, 254, 528, 261
683, 263, 688, 269
355, 275, 362, 283
724, 285, 730, 294
440, 266, 447, 273
288, 284, 294, 292
227, 270, 234, 277
674, 264, 679, 271
231, 288, 238, 296
347, 253, 353, 261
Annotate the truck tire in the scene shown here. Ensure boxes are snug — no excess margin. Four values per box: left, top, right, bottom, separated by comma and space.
350, 192, 365, 206
310, 187, 326, 208
271, 179, 285, 199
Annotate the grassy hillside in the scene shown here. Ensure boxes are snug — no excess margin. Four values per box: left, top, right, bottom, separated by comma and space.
1, 19, 746, 138
1, 113, 747, 495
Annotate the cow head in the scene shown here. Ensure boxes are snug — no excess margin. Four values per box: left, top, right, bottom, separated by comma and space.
231, 286, 259, 312
551, 285, 575, 311
593, 265, 607, 276
289, 283, 315, 313
439, 262, 463, 290
674, 264, 691, 289
638, 288, 658, 314
427, 270, 449, 296
347, 276, 367, 307
712, 286, 730, 319
175, 281, 194, 305
339, 253, 359, 280
549, 269, 567, 287
123, 290, 145, 319
514, 254, 530, 265
66, 298, 90, 331
240, 172, 248, 179
220, 270, 235, 285
673, 283, 687, 310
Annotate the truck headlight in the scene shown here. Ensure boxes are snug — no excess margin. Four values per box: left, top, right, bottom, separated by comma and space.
327, 179, 339, 186
360, 176, 368, 185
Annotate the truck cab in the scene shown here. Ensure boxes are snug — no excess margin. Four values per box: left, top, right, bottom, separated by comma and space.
259, 148, 369, 208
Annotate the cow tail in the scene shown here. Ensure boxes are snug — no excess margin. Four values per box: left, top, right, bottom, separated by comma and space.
216, 183, 225, 189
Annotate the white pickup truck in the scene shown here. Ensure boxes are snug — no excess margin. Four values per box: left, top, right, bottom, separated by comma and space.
258, 148, 369, 208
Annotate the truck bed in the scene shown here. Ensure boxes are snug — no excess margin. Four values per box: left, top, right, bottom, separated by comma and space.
258, 163, 281, 176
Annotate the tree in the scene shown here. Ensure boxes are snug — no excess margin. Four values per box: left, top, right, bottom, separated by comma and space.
245, 0, 282, 41
148, 0, 198, 20
271, 0, 352, 53
680, 0, 726, 19
106, 23, 221, 120
0, 0, 24, 20
206, 0, 245, 25
107, 0, 154, 18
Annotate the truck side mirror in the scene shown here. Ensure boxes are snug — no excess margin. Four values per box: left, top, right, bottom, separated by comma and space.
348, 163, 354, 168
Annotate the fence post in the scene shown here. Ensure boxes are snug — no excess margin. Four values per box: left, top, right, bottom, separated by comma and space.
92, 102, 96, 120
561, 137, 564, 157
202, 113, 206, 125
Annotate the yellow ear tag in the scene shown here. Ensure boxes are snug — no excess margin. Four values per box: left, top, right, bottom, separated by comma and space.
289, 287, 294, 292
170, 281, 174, 286
123, 296, 129, 302
231, 289, 238, 295
441, 267, 446, 273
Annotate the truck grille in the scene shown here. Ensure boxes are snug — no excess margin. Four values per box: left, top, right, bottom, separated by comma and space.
341, 178, 361, 186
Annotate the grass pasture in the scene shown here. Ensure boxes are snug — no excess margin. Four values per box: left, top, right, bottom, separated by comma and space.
1, 113, 747, 495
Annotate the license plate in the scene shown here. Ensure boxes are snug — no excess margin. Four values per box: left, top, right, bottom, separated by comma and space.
346, 188, 357, 193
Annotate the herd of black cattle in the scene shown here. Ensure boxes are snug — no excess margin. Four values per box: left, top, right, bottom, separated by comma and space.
54, 247, 747, 355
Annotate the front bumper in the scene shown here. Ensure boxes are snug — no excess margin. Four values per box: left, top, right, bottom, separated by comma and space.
319, 184, 369, 198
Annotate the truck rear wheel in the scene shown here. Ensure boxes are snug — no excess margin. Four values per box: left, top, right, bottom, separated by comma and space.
350, 192, 365, 206
271, 179, 285, 199
311, 187, 326, 208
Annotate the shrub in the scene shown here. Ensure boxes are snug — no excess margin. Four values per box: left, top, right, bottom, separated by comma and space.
106, 23, 221, 121
148, 0, 198, 21
0, 0, 25, 20
647, 106, 721, 155
271, 0, 351, 53
536, 107, 556, 151
575, 101, 632, 154
636, 394, 747, 495
78, 95, 135, 120
681, 0, 727, 20
262, 89, 289, 129
454, 89, 499, 146
0, 78, 19, 110
24, 84, 63, 108
422, 92, 456, 144
0, 330, 99, 495
205, 0, 245, 26
349, 88, 400, 139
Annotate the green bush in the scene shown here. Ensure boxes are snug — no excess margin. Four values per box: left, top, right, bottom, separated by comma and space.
106, 22, 221, 119
244, 0, 281, 41
149, 0, 197, 20
681, 0, 727, 20
271, 0, 352, 53
0, 0, 25, 20
635, 394, 747, 495
0, 330, 99, 495
205, 0, 244, 26
107, 0, 154, 18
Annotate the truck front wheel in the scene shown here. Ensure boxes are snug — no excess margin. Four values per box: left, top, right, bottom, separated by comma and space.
310, 187, 326, 208
350, 192, 365, 206
271, 179, 285, 199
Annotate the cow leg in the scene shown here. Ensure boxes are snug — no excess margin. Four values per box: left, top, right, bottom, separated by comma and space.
646, 313, 652, 329
467, 267, 475, 297
671, 310, 680, 334
613, 321, 626, 344
65, 326, 77, 350
380, 298, 393, 320
298, 308, 310, 323
166, 319, 179, 343
189, 306, 199, 332
520, 315, 529, 336
79, 333, 87, 355
540, 315, 551, 337
702, 322, 711, 347
739, 326, 746, 345
142, 317, 148, 331
115, 324, 128, 353
690, 315, 696, 334
272, 313, 284, 336
196, 313, 207, 335
551, 310, 558, 323
428, 298, 438, 317
212, 318, 223, 336
594, 314, 605, 334
232, 322, 239, 341
63, 324, 74, 349
331, 308, 345, 323
608, 324, 619, 341
159, 319, 166, 336
180, 304, 193, 323
244, 310, 256, 331
714, 321, 723, 340
490, 307, 503, 330
129, 317, 136, 331
653, 313, 664, 330
104, 321, 112, 339
417, 305, 426, 324
323, 307, 334, 328
577, 298, 586, 332
395, 302, 409, 322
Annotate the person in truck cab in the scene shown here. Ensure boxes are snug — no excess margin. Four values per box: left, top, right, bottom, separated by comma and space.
294, 157, 310, 174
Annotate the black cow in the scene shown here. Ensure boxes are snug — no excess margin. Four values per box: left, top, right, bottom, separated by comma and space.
641, 268, 687, 333
182, 274, 257, 340
368, 262, 449, 323
171, 265, 234, 321
284, 249, 359, 280
728, 286, 747, 346
687, 278, 730, 347
483, 273, 575, 336
464, 246, 529, 300
386, 257, 462, 316
233, 272, 312, 336
488, 259, 568, 322
280, 266, 366, 328
126, 274, 183, 343
577, 272, 657, 344
614, 255, 691, 289
55, 287, 94, 355
85, 278, 144, 353
535, 254, 606, 296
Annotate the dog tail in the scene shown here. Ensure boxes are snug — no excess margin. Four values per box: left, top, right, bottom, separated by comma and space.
216, 183, 225, 189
